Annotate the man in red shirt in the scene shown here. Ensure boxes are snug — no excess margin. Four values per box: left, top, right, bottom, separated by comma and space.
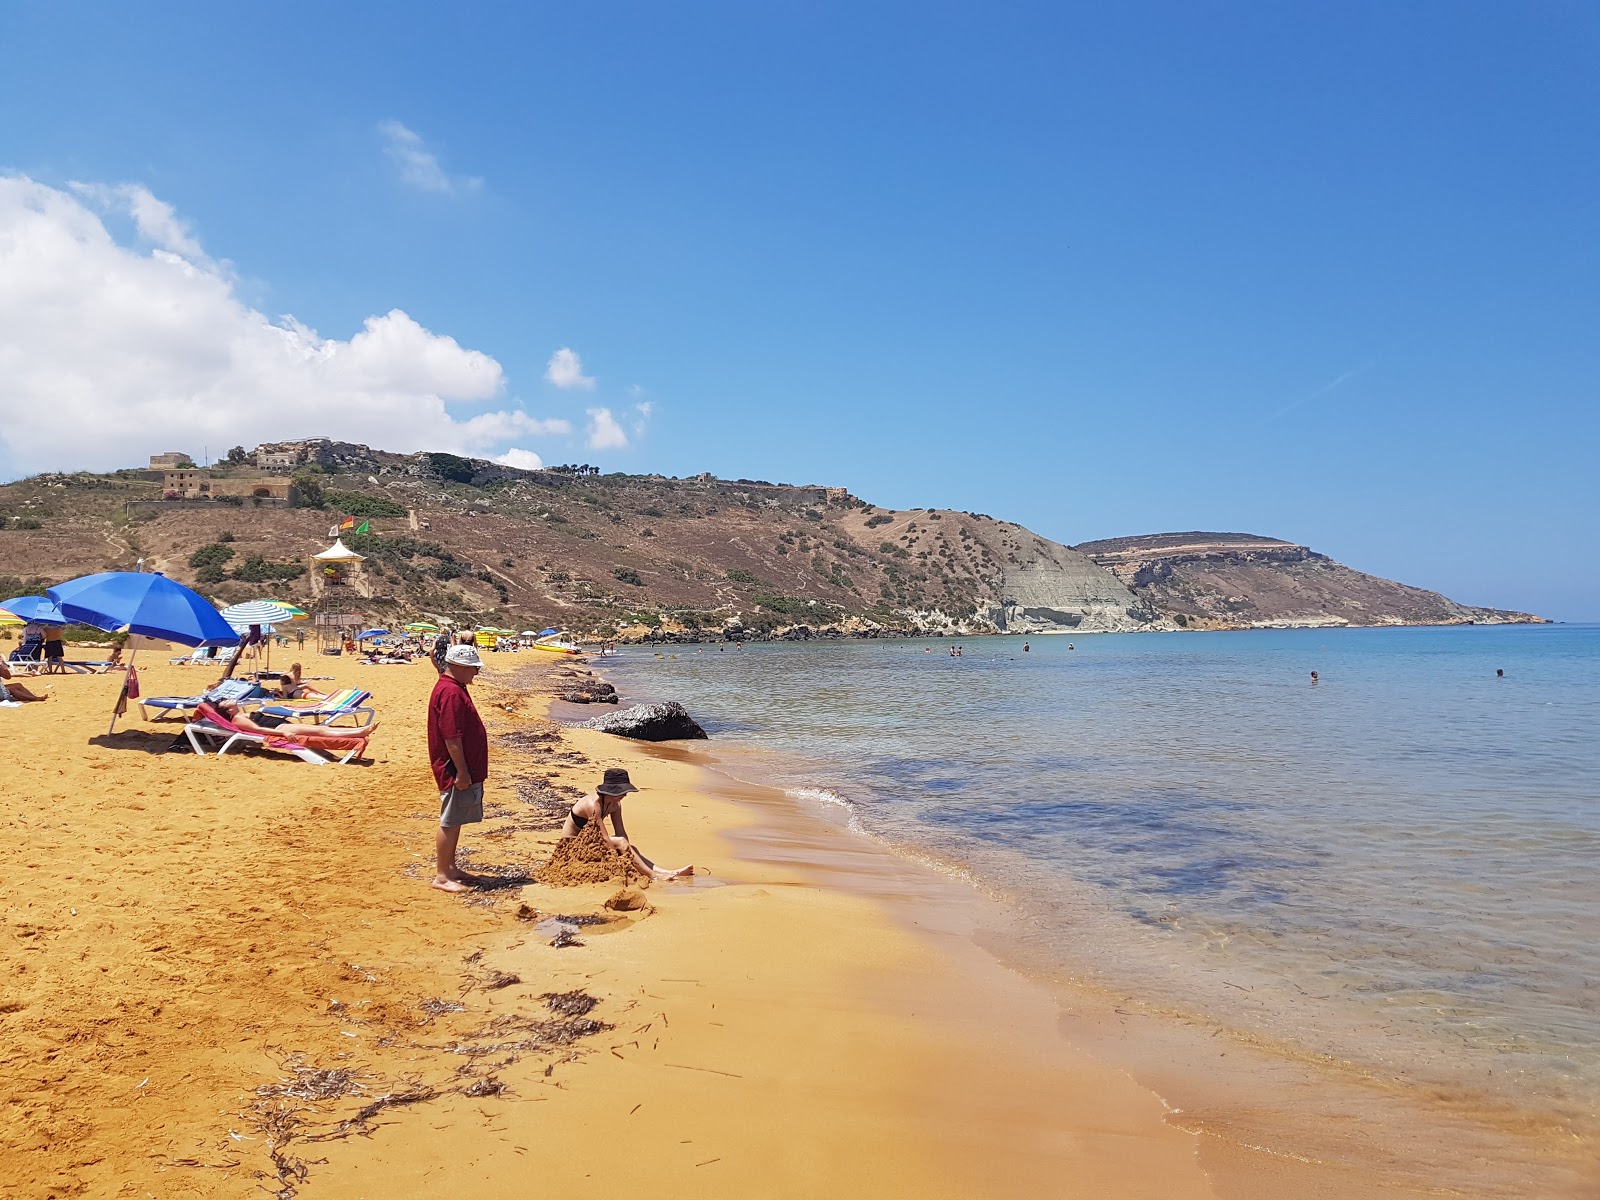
427, 643, 490, 892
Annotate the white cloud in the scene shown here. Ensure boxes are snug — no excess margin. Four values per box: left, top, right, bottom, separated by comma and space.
631, 400, 653, 439
378, 120, 482, 195
586, 407, 629, 450
0, 175, 568, 476
495, 448, 546, 470
545, 346, 596, 391
68, 181, 211, 263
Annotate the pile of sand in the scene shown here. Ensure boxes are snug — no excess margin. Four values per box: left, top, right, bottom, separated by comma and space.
534, 821, 638, 886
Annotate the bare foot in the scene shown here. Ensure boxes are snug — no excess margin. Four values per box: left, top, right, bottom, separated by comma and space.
662, 866, 695, 880
431, 876, 474, 893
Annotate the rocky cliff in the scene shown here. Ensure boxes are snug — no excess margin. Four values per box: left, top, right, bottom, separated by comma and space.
1073, 532, 1543, 630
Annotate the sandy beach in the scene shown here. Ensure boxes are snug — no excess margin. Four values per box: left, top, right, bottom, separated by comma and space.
5, 647, 1590, 1199
1, 650, 1218, 1199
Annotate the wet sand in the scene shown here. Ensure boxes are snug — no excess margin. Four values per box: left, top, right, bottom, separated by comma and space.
565, 665, 1598, 1200
1, 652, 1212, 1198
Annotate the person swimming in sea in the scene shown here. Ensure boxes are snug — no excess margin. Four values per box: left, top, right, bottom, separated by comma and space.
1023, 642, 1030, 652
560, 767, 694, 881
1310, 671, 1319, 685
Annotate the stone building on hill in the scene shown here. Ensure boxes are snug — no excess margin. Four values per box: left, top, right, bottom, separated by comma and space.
161, 470, 297, 504
149, 452, 192, 469
255, 438, 336, 472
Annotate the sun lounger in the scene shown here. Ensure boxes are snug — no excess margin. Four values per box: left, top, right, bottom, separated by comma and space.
185, 703, 370, 765
170, 648, 224, 666
183, 719, 369, 764
254, 687, 375, 729
139, 677, 269, 721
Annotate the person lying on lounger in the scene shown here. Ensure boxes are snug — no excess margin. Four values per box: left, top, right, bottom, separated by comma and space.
559, 767, 694, 881
0, 660, 48, 703
251, 663, 329, 700
210, 698, 380, 740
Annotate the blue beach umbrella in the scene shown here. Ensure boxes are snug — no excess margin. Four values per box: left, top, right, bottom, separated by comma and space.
0, 595, 67, 625
355, 628, 389, 641
537, 627, 559, 637
49, 572, 240, 647
49, 572, 241, 735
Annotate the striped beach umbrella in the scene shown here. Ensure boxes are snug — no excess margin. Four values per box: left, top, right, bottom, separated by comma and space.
218, 599, 297, 631
0, 607, 22, 627
404, 621, 439, 632
264, 600, 309, 619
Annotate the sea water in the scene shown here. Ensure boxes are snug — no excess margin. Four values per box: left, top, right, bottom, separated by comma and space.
600, 625, 1600, 1154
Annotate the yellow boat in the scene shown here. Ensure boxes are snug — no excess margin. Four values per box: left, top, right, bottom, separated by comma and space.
530, 640, 583, 656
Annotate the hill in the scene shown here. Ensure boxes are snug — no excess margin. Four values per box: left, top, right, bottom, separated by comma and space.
1073, 532, 1543, 630
0, 445, 1543, 638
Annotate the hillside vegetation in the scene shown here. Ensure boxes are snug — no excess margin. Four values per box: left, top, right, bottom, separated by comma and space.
0, 445, 1542, 638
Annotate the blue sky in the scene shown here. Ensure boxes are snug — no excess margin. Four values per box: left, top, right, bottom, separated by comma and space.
1, 2, 1595, 619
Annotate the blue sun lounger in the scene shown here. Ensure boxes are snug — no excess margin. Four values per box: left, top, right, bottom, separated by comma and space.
138, 677, 269, 721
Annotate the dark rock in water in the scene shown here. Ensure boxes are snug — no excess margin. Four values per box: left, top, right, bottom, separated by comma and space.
558, 681, 618, 705
579, 701, 708, 741
559, 688, 619, 705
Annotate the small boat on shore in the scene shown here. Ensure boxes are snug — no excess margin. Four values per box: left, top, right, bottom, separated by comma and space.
530, 640, 583, 656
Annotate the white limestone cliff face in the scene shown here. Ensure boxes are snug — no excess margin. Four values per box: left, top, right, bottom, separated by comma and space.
983, 549, 1165, 633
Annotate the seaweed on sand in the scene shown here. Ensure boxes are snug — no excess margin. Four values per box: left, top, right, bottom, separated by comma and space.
417, 997, 466, 1017
541, 989, 599, 1017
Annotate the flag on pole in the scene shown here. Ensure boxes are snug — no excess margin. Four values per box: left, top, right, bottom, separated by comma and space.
339, 517, 356, 531
354, 521, 370, 535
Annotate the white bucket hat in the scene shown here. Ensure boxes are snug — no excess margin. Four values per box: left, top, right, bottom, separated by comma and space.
444, 643, 484, 668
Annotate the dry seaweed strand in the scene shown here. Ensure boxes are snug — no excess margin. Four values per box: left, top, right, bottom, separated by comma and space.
542, 989, 600, 1017
417, 997, 466, 1017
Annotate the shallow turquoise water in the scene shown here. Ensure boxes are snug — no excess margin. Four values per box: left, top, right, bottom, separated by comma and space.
602, 624, 1600, 1136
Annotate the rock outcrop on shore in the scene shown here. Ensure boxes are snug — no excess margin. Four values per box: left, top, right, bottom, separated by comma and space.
579, 701, 709, 741
1073, 532, 1545, 630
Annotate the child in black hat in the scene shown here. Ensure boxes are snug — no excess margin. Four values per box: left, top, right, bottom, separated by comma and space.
560, 767, 695, 881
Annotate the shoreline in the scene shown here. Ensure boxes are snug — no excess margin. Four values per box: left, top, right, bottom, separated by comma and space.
591, 614, 1553, 649
576, 644, 1598, 1199
3, 646, 1590, 1196
0, 651, 1210, 1198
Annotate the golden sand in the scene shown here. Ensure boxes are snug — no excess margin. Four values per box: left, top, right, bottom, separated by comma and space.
7, 649, 1511, 1199
0, 652, 1219, 1198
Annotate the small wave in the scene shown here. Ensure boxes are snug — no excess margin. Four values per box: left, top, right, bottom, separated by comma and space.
786, 786, 851, 809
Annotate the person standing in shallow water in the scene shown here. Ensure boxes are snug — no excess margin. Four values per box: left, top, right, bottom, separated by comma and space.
427, 643, 490, 893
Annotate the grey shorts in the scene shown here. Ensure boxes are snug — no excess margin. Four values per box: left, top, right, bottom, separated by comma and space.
439, 781, 484, 828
